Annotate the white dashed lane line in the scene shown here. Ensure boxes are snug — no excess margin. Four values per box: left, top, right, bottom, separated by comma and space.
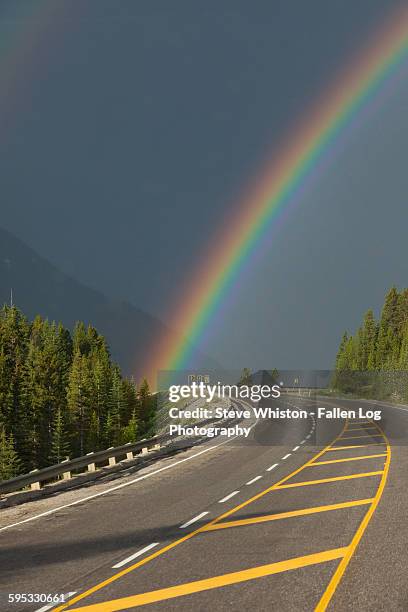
281, 453, 291, 460
218, 491, 240, 503
180, 512, 209, 529
35, 593, 77, 612
267, 463, 279, 472
112, 543, 159, 569
292, 446, 300, 452
246, 475, 262, 485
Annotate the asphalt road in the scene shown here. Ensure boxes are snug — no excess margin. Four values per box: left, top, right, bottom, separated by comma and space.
0, 395, 407, 611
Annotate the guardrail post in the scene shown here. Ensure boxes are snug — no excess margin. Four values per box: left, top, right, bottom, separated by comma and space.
29, 469, 41, 490
107, 449, 116, 466
126, 451, 134, 460
86, 452, 96, 472
62, 458, 71, 480
141, 447, 148, 455
153, 444, 160, 450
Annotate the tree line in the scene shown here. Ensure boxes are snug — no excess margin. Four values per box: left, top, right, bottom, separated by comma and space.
0, 305, 155, 480
333, 286, 408, 396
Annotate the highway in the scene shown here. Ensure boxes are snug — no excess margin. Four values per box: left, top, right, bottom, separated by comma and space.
0, 395, 407, 611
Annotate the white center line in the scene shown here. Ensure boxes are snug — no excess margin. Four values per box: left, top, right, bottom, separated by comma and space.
282, 453, 291, 460
36, 592, 77, 612
266, 463, 279, 472
292, 446, 300, 451
246, 475, 262, 485
112, 543, 159, 569
180, 512, 209, 529
218, 491, 240, 503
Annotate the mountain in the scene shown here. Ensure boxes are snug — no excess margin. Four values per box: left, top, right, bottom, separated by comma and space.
0, 227, 218, 378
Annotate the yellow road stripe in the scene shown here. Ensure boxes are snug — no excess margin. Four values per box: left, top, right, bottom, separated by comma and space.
310, 454, 386, 466
57, 421, 349, 611
315, 424, 390, 611
325, 444, 385, 452
202, 499, 374, 531
70, 548, 348, 612
339, 434, 383, 440
276, 471, 383, 489
348, 421, 372, 424
345, 426, 378, 432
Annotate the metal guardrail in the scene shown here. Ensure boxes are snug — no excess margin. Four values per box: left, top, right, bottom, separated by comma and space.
0, 401, 243, 497
0, 433, 172, 495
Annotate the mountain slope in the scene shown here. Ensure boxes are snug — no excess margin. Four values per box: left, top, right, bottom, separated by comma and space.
0, 227, 217, 378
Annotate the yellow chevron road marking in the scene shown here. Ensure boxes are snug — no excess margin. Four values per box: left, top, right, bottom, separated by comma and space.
325, 444, 385, 452
276, 471, 383, 489
339, 434, 383, 440
202, 499, 374, 531
70, 549, 348, 611
348, 421, 372, 424
315, 424, 390, 611
310, 454, 386, 466
345, 426, 378, 432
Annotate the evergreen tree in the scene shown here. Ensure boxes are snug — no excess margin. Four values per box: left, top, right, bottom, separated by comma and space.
73, 321, 91, 355
105, 367, 125, 446
122, 408, 138, 443
138, 378, 156, 436
0, 427, 21, 480
359, 310, 377, 370
376, 287, 400, 369
89, 339, 112, 448
49, 406, 70, 464
121, 378, 138, 426
66, 350, 91, 456
0, 306, 29, 445
239, 368, 252, 386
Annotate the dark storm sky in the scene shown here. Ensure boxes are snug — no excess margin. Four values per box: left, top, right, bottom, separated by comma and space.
1, 0, 408, 369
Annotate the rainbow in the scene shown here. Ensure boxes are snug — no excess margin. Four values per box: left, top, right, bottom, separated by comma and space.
145, 7, 408, 383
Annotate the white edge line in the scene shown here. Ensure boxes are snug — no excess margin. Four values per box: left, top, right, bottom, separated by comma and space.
35, 592, 77, 612
218, 491, 240, 503
0, 424, 260, 534
266, 463, 279, 472
246, 475, 262, 485
180, 511, 209, 529
112, 542, 159, 569
282, 453, 291, 460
